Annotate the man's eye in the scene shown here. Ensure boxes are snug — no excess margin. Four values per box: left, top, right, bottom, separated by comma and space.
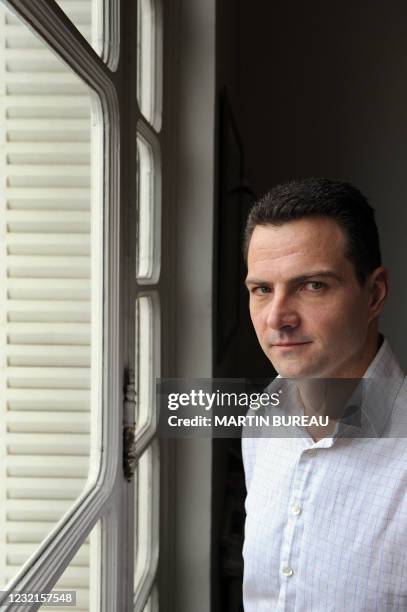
252, 286, 270, 295
304, 281, 326, 292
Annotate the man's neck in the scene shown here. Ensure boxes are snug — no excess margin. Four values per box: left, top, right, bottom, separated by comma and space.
297, 333, 383, 441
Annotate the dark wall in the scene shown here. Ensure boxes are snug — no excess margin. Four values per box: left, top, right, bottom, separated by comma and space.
215, 0, 272, 381
237, 0, 407, 367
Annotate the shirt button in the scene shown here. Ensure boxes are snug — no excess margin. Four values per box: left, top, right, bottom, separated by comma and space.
282, 566, 294, 577
291, 503, 302, 516
307, 448, 317, 456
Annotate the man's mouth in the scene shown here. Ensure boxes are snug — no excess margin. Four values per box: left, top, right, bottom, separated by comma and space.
273, 341, 312, 347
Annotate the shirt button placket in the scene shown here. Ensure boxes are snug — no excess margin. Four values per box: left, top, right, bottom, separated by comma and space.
291, 503, 302, 516
282, 565, 294, 577
280, 448, 315, 609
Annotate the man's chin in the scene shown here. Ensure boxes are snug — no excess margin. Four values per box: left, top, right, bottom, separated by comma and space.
267, 344, 320, 378
271, 359, 318, 379
275, 367, 308, 379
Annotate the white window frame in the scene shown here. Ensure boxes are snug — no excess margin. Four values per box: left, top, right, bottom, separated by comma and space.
1, 1, 124, 609
132, 0, 162, 601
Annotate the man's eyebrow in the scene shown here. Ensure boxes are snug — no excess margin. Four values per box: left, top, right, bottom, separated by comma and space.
290, 270, 343, 283
245, 277, 267, 287
245, 270, 342, 287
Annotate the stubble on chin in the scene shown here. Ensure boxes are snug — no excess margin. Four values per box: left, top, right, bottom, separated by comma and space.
274, 357, 322, 379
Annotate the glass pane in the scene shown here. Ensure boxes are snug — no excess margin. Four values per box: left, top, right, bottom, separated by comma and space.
0, 2, 103, 588
43, 522, 100, 611
135, 295, 159, 439
134, 443, 159, 607
54, 0, 119, 66
143, 586, 159, 612
137, 0, 162, 130
136, 128, 161, 284
55, 0, 93, 47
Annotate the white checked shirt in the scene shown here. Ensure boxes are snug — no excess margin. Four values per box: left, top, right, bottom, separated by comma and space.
242, 339, 407, 611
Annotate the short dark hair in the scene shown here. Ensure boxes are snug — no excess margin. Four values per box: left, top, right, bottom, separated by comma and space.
243, 178, 382, 285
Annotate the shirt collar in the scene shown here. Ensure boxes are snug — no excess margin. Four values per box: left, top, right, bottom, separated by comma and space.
352, 337, 405, 437
269, 336, 405, 438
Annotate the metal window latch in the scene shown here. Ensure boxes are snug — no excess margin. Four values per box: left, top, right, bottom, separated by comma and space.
123, 369, 137, 482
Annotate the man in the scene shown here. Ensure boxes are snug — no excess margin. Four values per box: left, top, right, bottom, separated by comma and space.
242, 178, 407, 611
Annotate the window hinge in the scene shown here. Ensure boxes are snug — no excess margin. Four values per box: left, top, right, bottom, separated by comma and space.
123, 368, 136, 482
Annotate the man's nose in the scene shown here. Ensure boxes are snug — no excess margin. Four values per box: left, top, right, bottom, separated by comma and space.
265, 292, 300, 330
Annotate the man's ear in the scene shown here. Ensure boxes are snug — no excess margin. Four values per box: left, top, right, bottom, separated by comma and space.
367, 266, 388, 321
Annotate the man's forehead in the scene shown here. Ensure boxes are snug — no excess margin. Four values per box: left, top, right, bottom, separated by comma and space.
247, 219, 348, 279
248, 219, 346, 260
245, 268, 343, 287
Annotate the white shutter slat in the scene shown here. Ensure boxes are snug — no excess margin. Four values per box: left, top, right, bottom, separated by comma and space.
7, 478, 89, 501
5, 3, 92, 26
7, 144, 90, 164
4, 72, 88, 86
7, 523, 59, 544
7, 322, 90, 346
5, 49, 60, 59
7, 544, 89, 567
57, 0, 92, 20
7, 301, 90, 321
5, 118, 90, 130
7, 344, 90, 366
5, 565, 93, 589
6, 434, 90, 456
6, 235, 90, 257
6, 209, 90, 220
6, 210, 90, 233
6, 388, 90, 412
6, 60, 68, 74
6, 165, 91, 189
7, 256, 91, 279
2, 23, 44, 38
4, 26, 44, 48
8, 155, 90, 165
7, 367, 91, 390
7, 278, 90, 300
7, 455, 89, 478
4, 27, 91, 49
7, 411, 90, 433
6, 108, 90, 122
7, 141, 90, 151
7, 354, 89, 368
6, 499, 74, 521
8, 200, 89, 212
7, 131, 89, 143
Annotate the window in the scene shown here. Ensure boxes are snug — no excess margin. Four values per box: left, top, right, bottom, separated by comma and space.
56, 0, 119, 68
0, 0, 165, 609
0, 0, 122, 608
134, 441, 159, 610
0, 0, 103, 599
136, 130, 161, 284
48, 522, 101, 611
137, 0, 162, 130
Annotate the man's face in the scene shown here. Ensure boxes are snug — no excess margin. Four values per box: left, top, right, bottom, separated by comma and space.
246, 217, 381, 378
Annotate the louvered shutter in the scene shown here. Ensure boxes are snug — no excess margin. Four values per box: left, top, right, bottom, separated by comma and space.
0, 2, 94, 608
